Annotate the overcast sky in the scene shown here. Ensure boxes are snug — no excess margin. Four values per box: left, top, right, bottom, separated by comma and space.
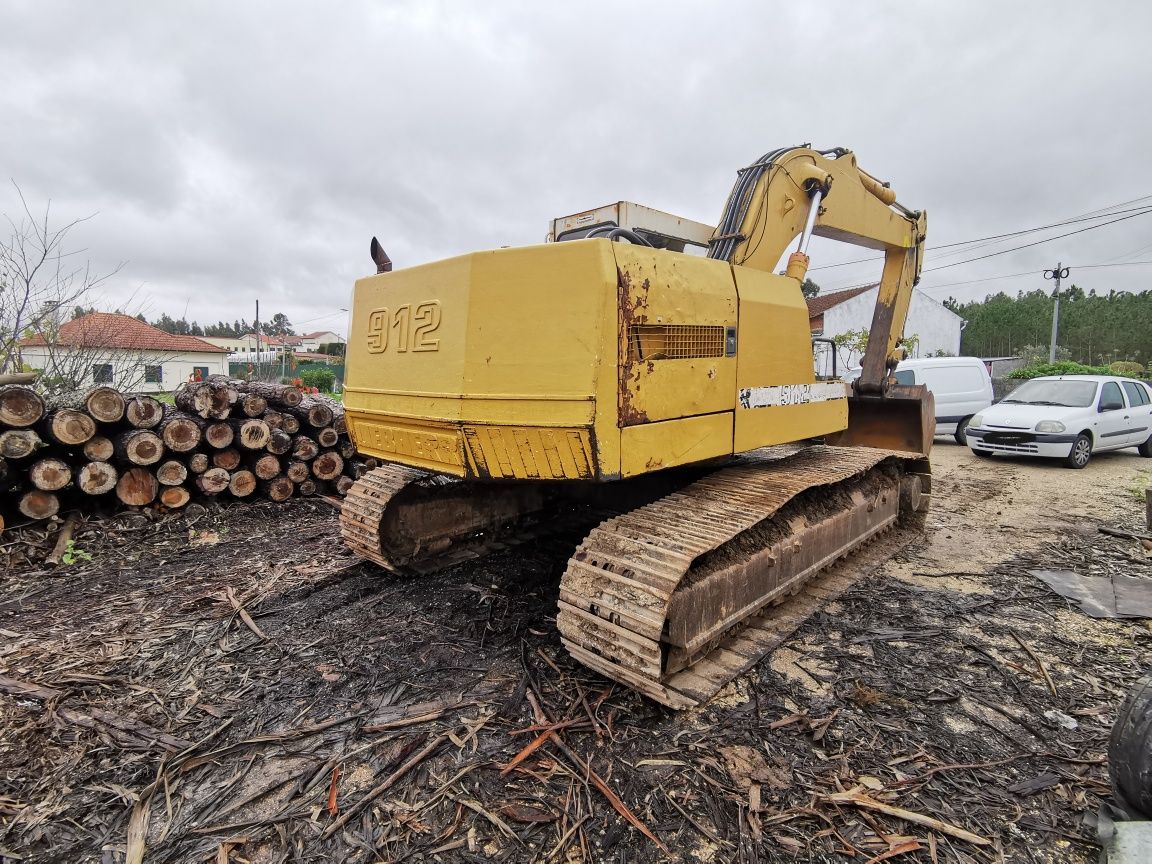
3, 1, 1150, 336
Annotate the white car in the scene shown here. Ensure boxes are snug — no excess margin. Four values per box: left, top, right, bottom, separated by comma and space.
966, 375, 1152, 468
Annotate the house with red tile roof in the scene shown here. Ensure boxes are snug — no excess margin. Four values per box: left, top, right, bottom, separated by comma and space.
807, 284, 963, 376
19, 312, 229, 392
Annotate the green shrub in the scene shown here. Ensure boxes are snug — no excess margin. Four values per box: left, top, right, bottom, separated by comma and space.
300, 368, 336, 392
1108, 360, 1145, 377
1007, 361, 1110, 380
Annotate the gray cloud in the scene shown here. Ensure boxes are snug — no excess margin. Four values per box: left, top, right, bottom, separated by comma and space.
2, 0, 1150, 334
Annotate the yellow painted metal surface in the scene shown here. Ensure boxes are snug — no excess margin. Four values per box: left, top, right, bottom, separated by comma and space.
620, 412, 733, 478
463, 426, 596, 480
731, 268, 848, 452
613, 246, 737, 426
345, 241, 622, 478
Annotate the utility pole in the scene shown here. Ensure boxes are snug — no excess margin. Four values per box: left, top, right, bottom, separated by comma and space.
1043, 262, 1070, 363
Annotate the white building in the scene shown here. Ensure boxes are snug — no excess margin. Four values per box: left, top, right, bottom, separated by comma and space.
201, 330, 345, 356
19, 312, 229, 393
808, 284, 964, 377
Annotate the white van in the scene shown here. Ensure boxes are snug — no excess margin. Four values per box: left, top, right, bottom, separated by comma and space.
844, 356, 994, 444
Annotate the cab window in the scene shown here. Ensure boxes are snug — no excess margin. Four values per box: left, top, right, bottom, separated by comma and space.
894, 370, 916, 385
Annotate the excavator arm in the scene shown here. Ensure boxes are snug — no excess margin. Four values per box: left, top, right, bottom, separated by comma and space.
709, 146, 933, 454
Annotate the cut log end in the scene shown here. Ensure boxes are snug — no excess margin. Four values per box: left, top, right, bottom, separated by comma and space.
285, 461, 310, 483
115, 429, 165, 466
30, 457, 72, 491
124, 395, 164, 428
77, 461, 118, 495
232, 419, 271, 450
47, 408, 97, 446
85, 386, 126, 423
229, 469, 257, 498
156, 460, 189, 486
241, 394, 268, 417
19, 490, 60, 520
187, 452, 210, 474
82, 435, 115, 462
196, 467, 230, 495
0, 428, 42, 460
159, 486, 191, 509
0, 385, 46, 428
116, 467, 159, 507
205, 422, 234, 449
160, 416, 202, 452
266, 428, 292, 455
251, 453, 281, 480
260, 476, 294, 502
316, 427, 339, 448
311, 451, 345, 481
212, 448, 242, 470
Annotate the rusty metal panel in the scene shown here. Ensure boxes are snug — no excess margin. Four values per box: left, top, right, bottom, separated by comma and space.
613, 245, 737, 429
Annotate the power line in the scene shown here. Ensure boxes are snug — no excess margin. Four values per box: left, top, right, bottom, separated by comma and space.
808, 195, 1152, 273
918, 260, 1152, 295
921, 207, 1152, 273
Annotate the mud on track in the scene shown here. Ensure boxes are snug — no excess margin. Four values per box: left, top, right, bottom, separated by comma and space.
1, 443, 1150, 863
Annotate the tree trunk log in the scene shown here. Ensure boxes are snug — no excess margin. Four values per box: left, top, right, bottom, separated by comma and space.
266, 428, 292, 455
315, 427, 339, 448
228, 469, 257, 497
115, 467, 158, 506
114, 429, 164, 466
280, 414, 300, 434
29, 457, 71, 491
0, 385, 45, 428
158, 410, 203, 452
259, 476, 294, 502
297, 479, 317, 496
230, 418, 271, 450
285, 461, 310, 483
155, 460, 188, 486
174, 381, 233, 419
76, 461, 118, 495
286, 398, 333, 428
0, 429, 41, 460
248, 453, 282, 480
19, 489, 59, 519
262, 410, 284, 429
124, 394, 164, 429
311, 451, 344, 480
0, 372, 39, 386
195, 467, 230, 495
239, 394, 268, 417
82, 435, 115, 461
204, 422, 234, 449
338, 438, 356, 459
211, 448, 242, 470
43, 409, 96, 446
159, 486, 191, 509
0, 456, 6, 484
84, 386, 126, 423
291, 435, 319, 461
232, 380, 302, 408
334, 475, 354, 496
187, 452, 210, 474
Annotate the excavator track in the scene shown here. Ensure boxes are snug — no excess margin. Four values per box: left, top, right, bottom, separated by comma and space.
341, 446, 929, 709
556, 446, 928, 709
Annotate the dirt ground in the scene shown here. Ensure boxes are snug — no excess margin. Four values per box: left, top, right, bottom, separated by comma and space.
2, 441, 1151, 863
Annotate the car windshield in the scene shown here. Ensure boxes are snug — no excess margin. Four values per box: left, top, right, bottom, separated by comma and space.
1000, 379, 1098, 407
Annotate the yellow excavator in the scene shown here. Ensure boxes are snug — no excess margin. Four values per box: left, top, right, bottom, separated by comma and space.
339, 145, 933, 708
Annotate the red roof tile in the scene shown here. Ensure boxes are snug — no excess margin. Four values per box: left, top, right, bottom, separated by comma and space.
20, 313, 229, 353
805, 284, 876, 317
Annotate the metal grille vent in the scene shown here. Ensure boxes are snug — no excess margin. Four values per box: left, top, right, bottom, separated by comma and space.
629, 324, 726, 361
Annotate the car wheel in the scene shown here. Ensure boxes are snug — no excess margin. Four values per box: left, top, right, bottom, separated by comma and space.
953, 417, 970, 446
1139, 435, 1152, 458
1063, 433, 1092, 469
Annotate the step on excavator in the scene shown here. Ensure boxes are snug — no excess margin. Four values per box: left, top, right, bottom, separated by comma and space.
339, 145, 933, 708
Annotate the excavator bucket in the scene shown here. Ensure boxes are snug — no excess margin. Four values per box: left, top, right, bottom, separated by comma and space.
826, 384, 935, 457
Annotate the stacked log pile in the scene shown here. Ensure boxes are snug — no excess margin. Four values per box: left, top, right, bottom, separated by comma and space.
0, 379, 373, 533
